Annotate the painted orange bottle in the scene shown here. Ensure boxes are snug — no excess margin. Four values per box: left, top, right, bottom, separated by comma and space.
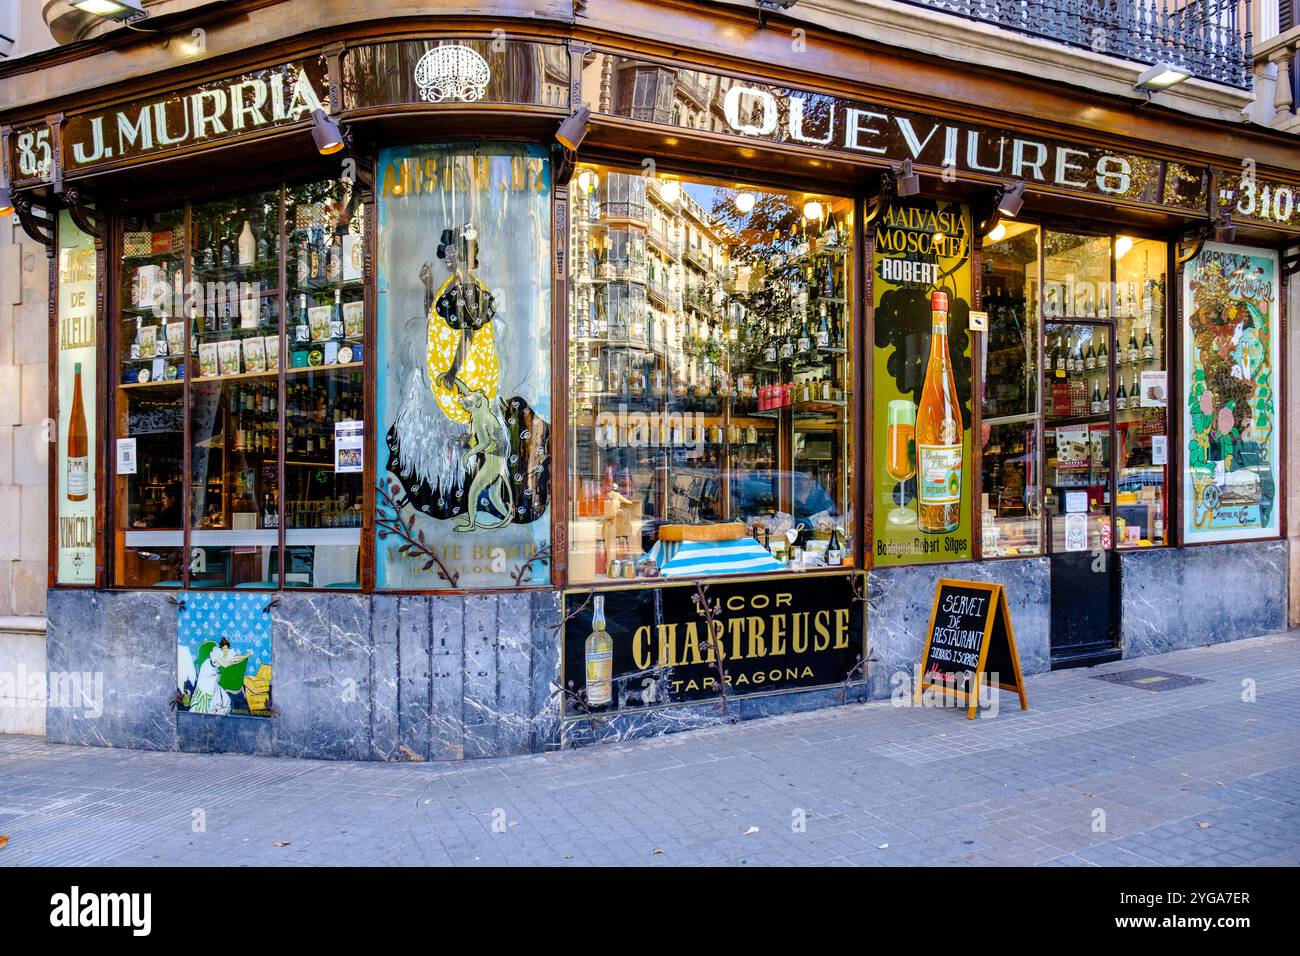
915, 292, 962, 534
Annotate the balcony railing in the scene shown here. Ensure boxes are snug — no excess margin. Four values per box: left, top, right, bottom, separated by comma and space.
897, 0, 1253, 89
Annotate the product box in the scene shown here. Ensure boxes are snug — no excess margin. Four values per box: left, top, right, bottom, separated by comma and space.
308, 305, 332, 342
217, 339, 242, 376
264, 335, 280, 372
242, 336, 267, 374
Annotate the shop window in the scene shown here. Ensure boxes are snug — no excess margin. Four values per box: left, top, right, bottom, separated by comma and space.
1043, 231, 1113, 553
115, 207, 187, 587
979, 222, 1042, 557
1113, 236, 1169, 548
569, 164, 854, 582
374, 143, 552, 589
283, 181, 366, 585
112, 179, 367, 590
188, 189, 282, 587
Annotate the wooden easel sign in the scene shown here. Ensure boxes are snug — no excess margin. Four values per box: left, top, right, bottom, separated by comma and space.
914, 579, 1028, 719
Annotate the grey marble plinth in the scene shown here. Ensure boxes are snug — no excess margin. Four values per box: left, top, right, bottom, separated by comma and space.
865, 559, 1051, 700
1121, 540, 1287, 657
45, 589, 177, 751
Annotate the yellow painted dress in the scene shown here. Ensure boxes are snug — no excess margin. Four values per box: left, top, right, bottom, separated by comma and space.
425, 274, 499, 425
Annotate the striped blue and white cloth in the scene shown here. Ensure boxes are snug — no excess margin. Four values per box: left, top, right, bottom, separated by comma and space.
657, 538, 784, 577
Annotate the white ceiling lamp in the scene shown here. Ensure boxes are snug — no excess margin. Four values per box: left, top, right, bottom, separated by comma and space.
68, 0, 147, 22
1134, 62, 1191, 94
659, 179, 681, 203
802, 199, 823, 222
734, 191, 756, 214
1115, 235, 1134, 258
986, 223, 1007, 242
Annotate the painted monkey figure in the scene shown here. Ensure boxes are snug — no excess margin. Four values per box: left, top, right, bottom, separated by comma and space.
455, 389, 515, 532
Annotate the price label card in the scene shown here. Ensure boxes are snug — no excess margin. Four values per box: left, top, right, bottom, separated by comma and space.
116, 437, 137, 475
1065, 491, 1088, 514
334, 420, 364, 473
1151, 434, 1168, 466
968, 310, 988, 331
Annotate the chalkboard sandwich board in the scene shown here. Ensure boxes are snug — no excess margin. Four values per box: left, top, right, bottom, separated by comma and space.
915, 579, 1027, 719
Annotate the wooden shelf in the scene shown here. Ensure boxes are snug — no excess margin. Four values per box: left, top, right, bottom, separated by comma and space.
285, 361, 363, 375
118, 377, 184, 391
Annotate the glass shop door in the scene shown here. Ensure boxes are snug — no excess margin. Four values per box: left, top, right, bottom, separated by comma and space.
1043, 318, 1122, 667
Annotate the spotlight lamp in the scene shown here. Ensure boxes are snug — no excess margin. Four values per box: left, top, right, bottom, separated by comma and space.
894, 158, 920, 197
1214, 212, 1236, 244
996, 180, 1026, 218
68, 0, 147, 22
311, 109, 345, 156
556, 106, 592, 151
1134, 62, 1192, 94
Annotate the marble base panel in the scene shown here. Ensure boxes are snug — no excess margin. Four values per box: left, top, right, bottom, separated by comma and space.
38, 542, 1286, 761
1121, 540, 1287, 658
865, 559, 1052, 701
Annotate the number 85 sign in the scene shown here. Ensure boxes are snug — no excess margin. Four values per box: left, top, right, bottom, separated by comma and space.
12, 126, 53, 182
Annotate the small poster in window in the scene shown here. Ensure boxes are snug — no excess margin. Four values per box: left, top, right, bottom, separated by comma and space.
343, 234, 363, 282
1151, 434, 1168, 466
343, 300, 364, 339
217, 339, 242, 376
263, 335, 280, 372
242, 336, 266, 374
1139, 370, 1167, 407
116, 437, 137, 475
1064, 513, 1088, 552
334, 420, 364, 473
308, 305, 332, 342
198, 342, 219, 378
138, 324, 158, 359
1055, 425, 1090, 469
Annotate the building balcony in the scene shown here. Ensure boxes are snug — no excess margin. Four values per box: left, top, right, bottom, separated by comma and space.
1252, 19, 1300, 132
895, 0, 1253, 89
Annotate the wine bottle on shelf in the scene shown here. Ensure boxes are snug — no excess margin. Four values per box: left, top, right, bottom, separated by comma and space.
67, 363, 88, 502
221, 299, 233, 332
915, 291, 962, 535
220, 236, 233, 268
1084, 339, 1095, 371
1096, 334, 1108, 370
1090, 378, 1102, 416
815, 303, 830, 349
1130, 372, 1141, 407
1141, 325, 1155, 362
1127, 326, 1140, 365
131, 316, 143, 360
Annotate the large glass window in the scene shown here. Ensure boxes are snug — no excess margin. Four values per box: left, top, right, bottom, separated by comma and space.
1113, 236, 1169, 548
115, 207, 187, 587
112, 178, 367, 589
979, 222, 1041, 557
569, 164, 854, 583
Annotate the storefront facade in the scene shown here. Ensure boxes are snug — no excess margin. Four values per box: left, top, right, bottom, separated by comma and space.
2, 0, 1291, 759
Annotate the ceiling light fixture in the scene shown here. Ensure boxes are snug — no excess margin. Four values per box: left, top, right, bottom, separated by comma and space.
659, 179, 681, 203
556, 106, 591, 150
986, 223, 1007, 242
311, 109, 345, 155
894, 158, 920, 197
997, 180, 1026, 218
1134, 62, 1191, 94
802, 199, 823, 221
68, 0, 147, 22
734, 191, 757, 214
1214, 212, 1236, 244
